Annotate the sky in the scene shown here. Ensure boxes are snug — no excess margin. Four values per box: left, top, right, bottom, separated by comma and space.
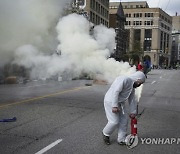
110, 0, 180, 16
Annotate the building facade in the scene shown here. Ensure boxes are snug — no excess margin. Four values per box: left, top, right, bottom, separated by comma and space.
109, 1, 172, 67
171, 15, 180, 66
172, 15, 180, 31
72, 0, 109, 27
109, 3, 127, 61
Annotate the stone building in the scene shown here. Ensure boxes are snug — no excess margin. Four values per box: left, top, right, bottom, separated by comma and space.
109, 1, 172, 67
72, 0, 109, 27
171, 15, 180, 66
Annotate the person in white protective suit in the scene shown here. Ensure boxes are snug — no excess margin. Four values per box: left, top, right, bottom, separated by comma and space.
102, 71, 146, 145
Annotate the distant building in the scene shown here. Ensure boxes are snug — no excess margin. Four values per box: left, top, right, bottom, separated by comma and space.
72, 0, 109, 27
171, 15, 180, 66
172, 15, 180, 31
110, 1, 172, 67
109, 2, 127, 61
171, 32, 180, 65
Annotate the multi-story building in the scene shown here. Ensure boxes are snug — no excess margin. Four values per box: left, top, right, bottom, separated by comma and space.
109, 1, 172, 67
172, 15, 180, 31
72, 0, 109, 27
109, 3, 127, 61
171, 15, 180, 66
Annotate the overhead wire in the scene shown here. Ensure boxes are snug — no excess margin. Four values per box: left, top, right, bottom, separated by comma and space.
157, 0, 161, 7
165, 0, 171, 11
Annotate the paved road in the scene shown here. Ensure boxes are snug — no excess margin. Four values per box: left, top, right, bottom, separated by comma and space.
0, 69, 180, 154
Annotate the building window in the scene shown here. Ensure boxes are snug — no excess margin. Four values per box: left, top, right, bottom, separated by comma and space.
125, 21, 131, 25
145, 13, 153, 17
126, 13, 131, 18
145, 21, 153, 25
160, 31, 163, 50
106, 10, 108, 18
133, 21, 142, 25
100, 6, 103, 14
90, 0, 93, 8
90, 11, 95, 23
163, 33, 166, 53
161, 23, 164, 28
134, 13, 142, 18
145, 29, 152, 38
167, 34, 169, 48
92, 0, 95, 10
144, 29, 152, 51
90, 11, 92, 21
134, 29, 141, 41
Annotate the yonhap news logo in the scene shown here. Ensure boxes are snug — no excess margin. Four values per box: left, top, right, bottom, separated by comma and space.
141, 138, 180, 145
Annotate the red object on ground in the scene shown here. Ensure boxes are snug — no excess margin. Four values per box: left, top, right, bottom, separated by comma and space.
131, 117, 137, 135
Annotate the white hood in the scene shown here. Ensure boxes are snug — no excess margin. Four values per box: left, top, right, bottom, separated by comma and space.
128, 71, 146, 83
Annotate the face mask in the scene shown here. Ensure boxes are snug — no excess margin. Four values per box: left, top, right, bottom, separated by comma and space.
133, 81, 142, 88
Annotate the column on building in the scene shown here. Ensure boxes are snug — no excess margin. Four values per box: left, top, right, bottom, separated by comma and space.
151, 28, 159, 65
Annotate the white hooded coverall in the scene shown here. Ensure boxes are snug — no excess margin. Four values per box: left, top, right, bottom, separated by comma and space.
103, 71, 146, 142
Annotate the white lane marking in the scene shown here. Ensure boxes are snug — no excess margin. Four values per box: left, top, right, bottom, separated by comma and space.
159, 76, 162, 79
151, 81, 156, 84
35, 139, 63, 154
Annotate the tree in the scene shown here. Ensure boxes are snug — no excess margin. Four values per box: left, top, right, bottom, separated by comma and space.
128, 40, 143, 65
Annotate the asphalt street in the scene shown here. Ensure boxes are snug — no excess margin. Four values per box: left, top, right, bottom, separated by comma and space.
0, 69, 180, 154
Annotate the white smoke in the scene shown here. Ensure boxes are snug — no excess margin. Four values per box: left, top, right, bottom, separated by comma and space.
56, 13, 136, 82
135, 85, 143, 103
13, 13, 136, 82
0, 0, 143, 101
0, 0, 71, 66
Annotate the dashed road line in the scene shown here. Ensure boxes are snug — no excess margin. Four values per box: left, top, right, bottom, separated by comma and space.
35, 139, 63, 154
151, 81, 157, 84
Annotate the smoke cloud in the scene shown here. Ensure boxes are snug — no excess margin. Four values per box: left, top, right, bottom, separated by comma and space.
0, 0, 71, 65
0, 0, 136, 82
0, 0, 143, 101
57, 13, 136, 82
13, 13, 136, 82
